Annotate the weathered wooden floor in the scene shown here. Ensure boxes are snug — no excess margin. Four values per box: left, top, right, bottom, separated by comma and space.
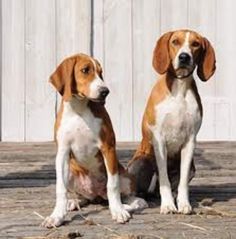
0, 142, 236, 239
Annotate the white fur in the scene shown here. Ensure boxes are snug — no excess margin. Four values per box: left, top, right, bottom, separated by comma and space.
173, 32, 193, 70
123, 196, 148, 212
104, 163, 131, 223
89, 77, 106, 99
150, 76, 201, 214
89, 59, 107, 99
177, 138, 195, 214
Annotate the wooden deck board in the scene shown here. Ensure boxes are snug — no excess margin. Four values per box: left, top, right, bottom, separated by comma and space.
0, 142, 236, 239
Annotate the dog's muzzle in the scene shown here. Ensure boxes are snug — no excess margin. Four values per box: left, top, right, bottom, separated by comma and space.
99, 87, 110, 100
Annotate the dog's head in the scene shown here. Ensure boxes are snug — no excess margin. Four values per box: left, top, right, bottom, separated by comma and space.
152, 29, 216, 81
50, 54, 109, 103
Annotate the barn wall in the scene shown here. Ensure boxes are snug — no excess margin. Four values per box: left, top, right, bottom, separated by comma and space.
1, 0, 236, 141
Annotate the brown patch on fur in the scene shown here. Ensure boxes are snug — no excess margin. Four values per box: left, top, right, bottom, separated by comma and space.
88, 102, 119, 175
54, 99, 63, 141
129, 74, 173, 166
70, 156, 89, 176
191, 79, 203, 117
49, 56, 78, 101
152, 31, 173, 74
197, 37, 216, 81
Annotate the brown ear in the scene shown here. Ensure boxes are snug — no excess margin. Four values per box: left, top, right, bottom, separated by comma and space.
152, 31, 173, 74
197, 37, 216, 81
49, 57, 77, 101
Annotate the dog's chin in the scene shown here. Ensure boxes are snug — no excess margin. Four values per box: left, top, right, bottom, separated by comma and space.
74, 93, 105, 104
89, 97, 106, 104
175, 66, 194, 79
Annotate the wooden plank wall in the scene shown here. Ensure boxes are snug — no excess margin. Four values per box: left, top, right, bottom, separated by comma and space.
1, 0, 236, 141
1, 0, 91, 141
93, 0, 236, 141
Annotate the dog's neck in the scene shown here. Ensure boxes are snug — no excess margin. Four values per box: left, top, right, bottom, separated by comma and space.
166, 72, 194, 98
64, 96, 89, 115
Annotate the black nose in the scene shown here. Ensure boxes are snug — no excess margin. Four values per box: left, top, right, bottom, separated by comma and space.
99, 87, 110, 99
179, 53, 191, 64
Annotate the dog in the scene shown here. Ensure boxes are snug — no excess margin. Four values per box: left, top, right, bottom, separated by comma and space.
128, 30, 216, 214
42, 53, 147, 228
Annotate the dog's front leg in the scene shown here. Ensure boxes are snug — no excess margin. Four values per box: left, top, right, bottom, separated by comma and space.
153, 136, 177, 214
101, 146, 130, 223
42, 147, 70, 228
177, 137, 195, 214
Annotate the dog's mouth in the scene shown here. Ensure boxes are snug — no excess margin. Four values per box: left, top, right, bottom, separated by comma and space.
75, 92, 106, 104
175, 65, 195, 79
89, 97, 106, 104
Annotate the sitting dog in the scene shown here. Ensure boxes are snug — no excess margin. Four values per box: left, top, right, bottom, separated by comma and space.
42, 54, 147, 228
128, 30, 216, 214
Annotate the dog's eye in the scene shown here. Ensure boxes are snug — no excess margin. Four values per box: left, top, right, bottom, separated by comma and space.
81, 67, 90, 74
192, 41, 200, 47
172, 39, 179, 46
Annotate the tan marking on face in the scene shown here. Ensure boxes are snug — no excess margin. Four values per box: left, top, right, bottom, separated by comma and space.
74, 55, 104, 99
152, 29, 215, 79
49, 54, 105, 101
169, 30, 203, 68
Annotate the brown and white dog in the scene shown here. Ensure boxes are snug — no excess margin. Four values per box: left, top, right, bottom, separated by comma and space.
128, 30, 216, 214
42, 54, 147, 228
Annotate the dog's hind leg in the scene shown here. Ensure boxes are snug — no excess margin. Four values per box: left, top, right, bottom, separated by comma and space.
128, 154, 157, 196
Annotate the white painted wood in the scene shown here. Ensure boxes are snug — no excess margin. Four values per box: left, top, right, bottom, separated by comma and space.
216, 0, 236, 140
93, 0, 104, 65
1, 0, 25, 141
160, 0, 188, 33
132, 0, 161, 141
56, 0, 91, 63
103, 0, 133, 141
25, 0, 56, 141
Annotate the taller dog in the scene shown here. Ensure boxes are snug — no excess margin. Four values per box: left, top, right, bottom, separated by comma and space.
42, 54, 146, 228
128, 30, 216, 214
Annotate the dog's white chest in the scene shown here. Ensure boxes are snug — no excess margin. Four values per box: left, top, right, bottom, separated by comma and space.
57, 101, 102, 168
153, 83, 201, 155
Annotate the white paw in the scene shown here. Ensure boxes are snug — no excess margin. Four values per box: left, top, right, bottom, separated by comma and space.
110, 205, 131, 223
160, 201, 177, 214
124, 198, 148, 213
67, 199, 80, 211
41, 215, 64, 228
177, 201, 192, 214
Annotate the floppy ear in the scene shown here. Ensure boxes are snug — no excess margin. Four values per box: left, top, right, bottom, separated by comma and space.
152, 31, 173, 74
197, 37, 216, 81
49, 57, 77, 101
